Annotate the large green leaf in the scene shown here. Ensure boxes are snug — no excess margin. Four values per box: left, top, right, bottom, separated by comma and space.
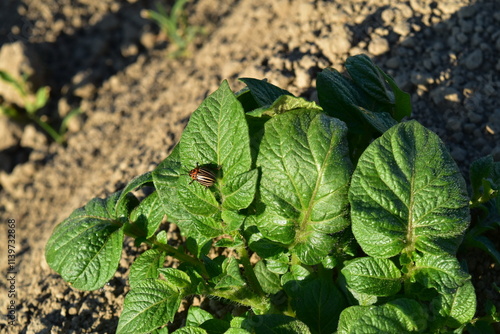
129, 248, 165, 289
117, 279, 181, 334
413, 253, 470, 294
129, 191, 164, 238
291, 277, 346, 334
256, 110, 352, 265
239, 77, 294, 107
337, 299, 427, 333
342, 257, 402, 297
350, 121, 470, 258
180, 80, 251, 181
45, 192, 126, 290
431, 280, 476, 328
153, 146, 222, 241
243, 314, 311, 334
178, 80, 255, 230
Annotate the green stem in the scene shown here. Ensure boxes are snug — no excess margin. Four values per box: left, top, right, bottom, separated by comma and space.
29, 114, 64, 144
237, 246, 265, 297
209, 286, 270, 315
151, 238, 210, 279
124, 225, 210, 279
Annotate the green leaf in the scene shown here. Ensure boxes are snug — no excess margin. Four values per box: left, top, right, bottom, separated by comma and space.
346, 54, 392, 105
413, 253, 470, 294
222, 169, 258, 210
185, 307, 214, 327
342, 257, 402, 296
248, 232, 289, 259
257, 110, 352, 265
200, 319, 231, 333
377, 69, 412, 121
0, 70, 26, 96
431, 280, 476, 328
33, 86, 50, 111
116, 171, 154, 216
239, 78, 294, 107
291, 277, 346, 334
153, 147, 221, 240
254, 261, 281, 294
350, 121, 470, 258
221, 210, 246, 232
172, 327, 208, 334
469, 155, 500, 203
235, 86, 260, 112
353, 105, 397, 134
45, 192, 125, 290
178, 175, 220, 216
243, 314, 311, 334
180, 80, 251, 183
215, 257, 245, 289
265, 252, 289, 274
338, 299, 427, 333
247, 95, 323, 118
281, 264, 311, 293
117, 279, 181, 334
317, 68, 367, 134
158, 268, 192, 289
129, 248, 165, 289
130, 191, 164, 238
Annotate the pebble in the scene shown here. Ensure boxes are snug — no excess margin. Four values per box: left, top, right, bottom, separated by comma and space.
468, 111, 483, 124
410, 71, 433, 86
385, 57, 400, 69
0, 116, 23, 150
465, 49, 483, 70
451, 146, 467, 162
381, 8, 394, 25
368, 35, 389, 55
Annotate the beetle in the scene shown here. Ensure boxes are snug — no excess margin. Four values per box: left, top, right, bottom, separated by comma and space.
188, 163, 216, 187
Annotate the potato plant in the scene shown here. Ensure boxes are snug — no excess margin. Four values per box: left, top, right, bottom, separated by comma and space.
45, 55, 500, 333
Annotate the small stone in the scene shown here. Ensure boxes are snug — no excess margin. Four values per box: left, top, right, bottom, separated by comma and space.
446, 117, 462, 132
381, 8, 395, 25
410, 71, 433, 86
68, 307, 78, 315
464, 49, 483, 70
468, 111, 483, 124
443, 87, 462, 103
458, 5, 476, 19
140, 31, 156, 49
385, 57, 400, 69
456, 32, 468, 45
393, 21, 411, 36
0, 116, 23, 150
20, 124, 47, 150
368, 36, 389, 55
487, 109, 500, 134
451, 146, 467, 162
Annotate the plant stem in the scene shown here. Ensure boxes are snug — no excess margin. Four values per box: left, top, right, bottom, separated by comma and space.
29, 114, 64, 144
151, 238, 210, 279
237, 246, 265, 297
209, 286, 270, 315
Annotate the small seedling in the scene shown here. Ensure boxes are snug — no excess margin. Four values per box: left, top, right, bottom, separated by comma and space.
143, 0, 204, 58
45, 55, 499, 333
0, 70, 81, 144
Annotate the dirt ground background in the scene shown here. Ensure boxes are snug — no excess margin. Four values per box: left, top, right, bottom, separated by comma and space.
0, 0, 499, 333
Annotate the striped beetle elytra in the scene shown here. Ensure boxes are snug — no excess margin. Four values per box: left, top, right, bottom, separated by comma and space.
189, 163, 216, 187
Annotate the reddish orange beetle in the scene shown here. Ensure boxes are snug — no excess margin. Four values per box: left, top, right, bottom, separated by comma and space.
189, 163, 216, 187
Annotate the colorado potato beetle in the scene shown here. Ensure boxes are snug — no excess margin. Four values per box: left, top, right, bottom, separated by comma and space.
189, 163, 216, 187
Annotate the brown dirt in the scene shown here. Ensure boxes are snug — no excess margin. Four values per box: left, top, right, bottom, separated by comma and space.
1, 0, 499, 333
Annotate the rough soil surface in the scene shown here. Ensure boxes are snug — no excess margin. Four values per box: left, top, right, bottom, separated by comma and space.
0, 0, 499, 333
